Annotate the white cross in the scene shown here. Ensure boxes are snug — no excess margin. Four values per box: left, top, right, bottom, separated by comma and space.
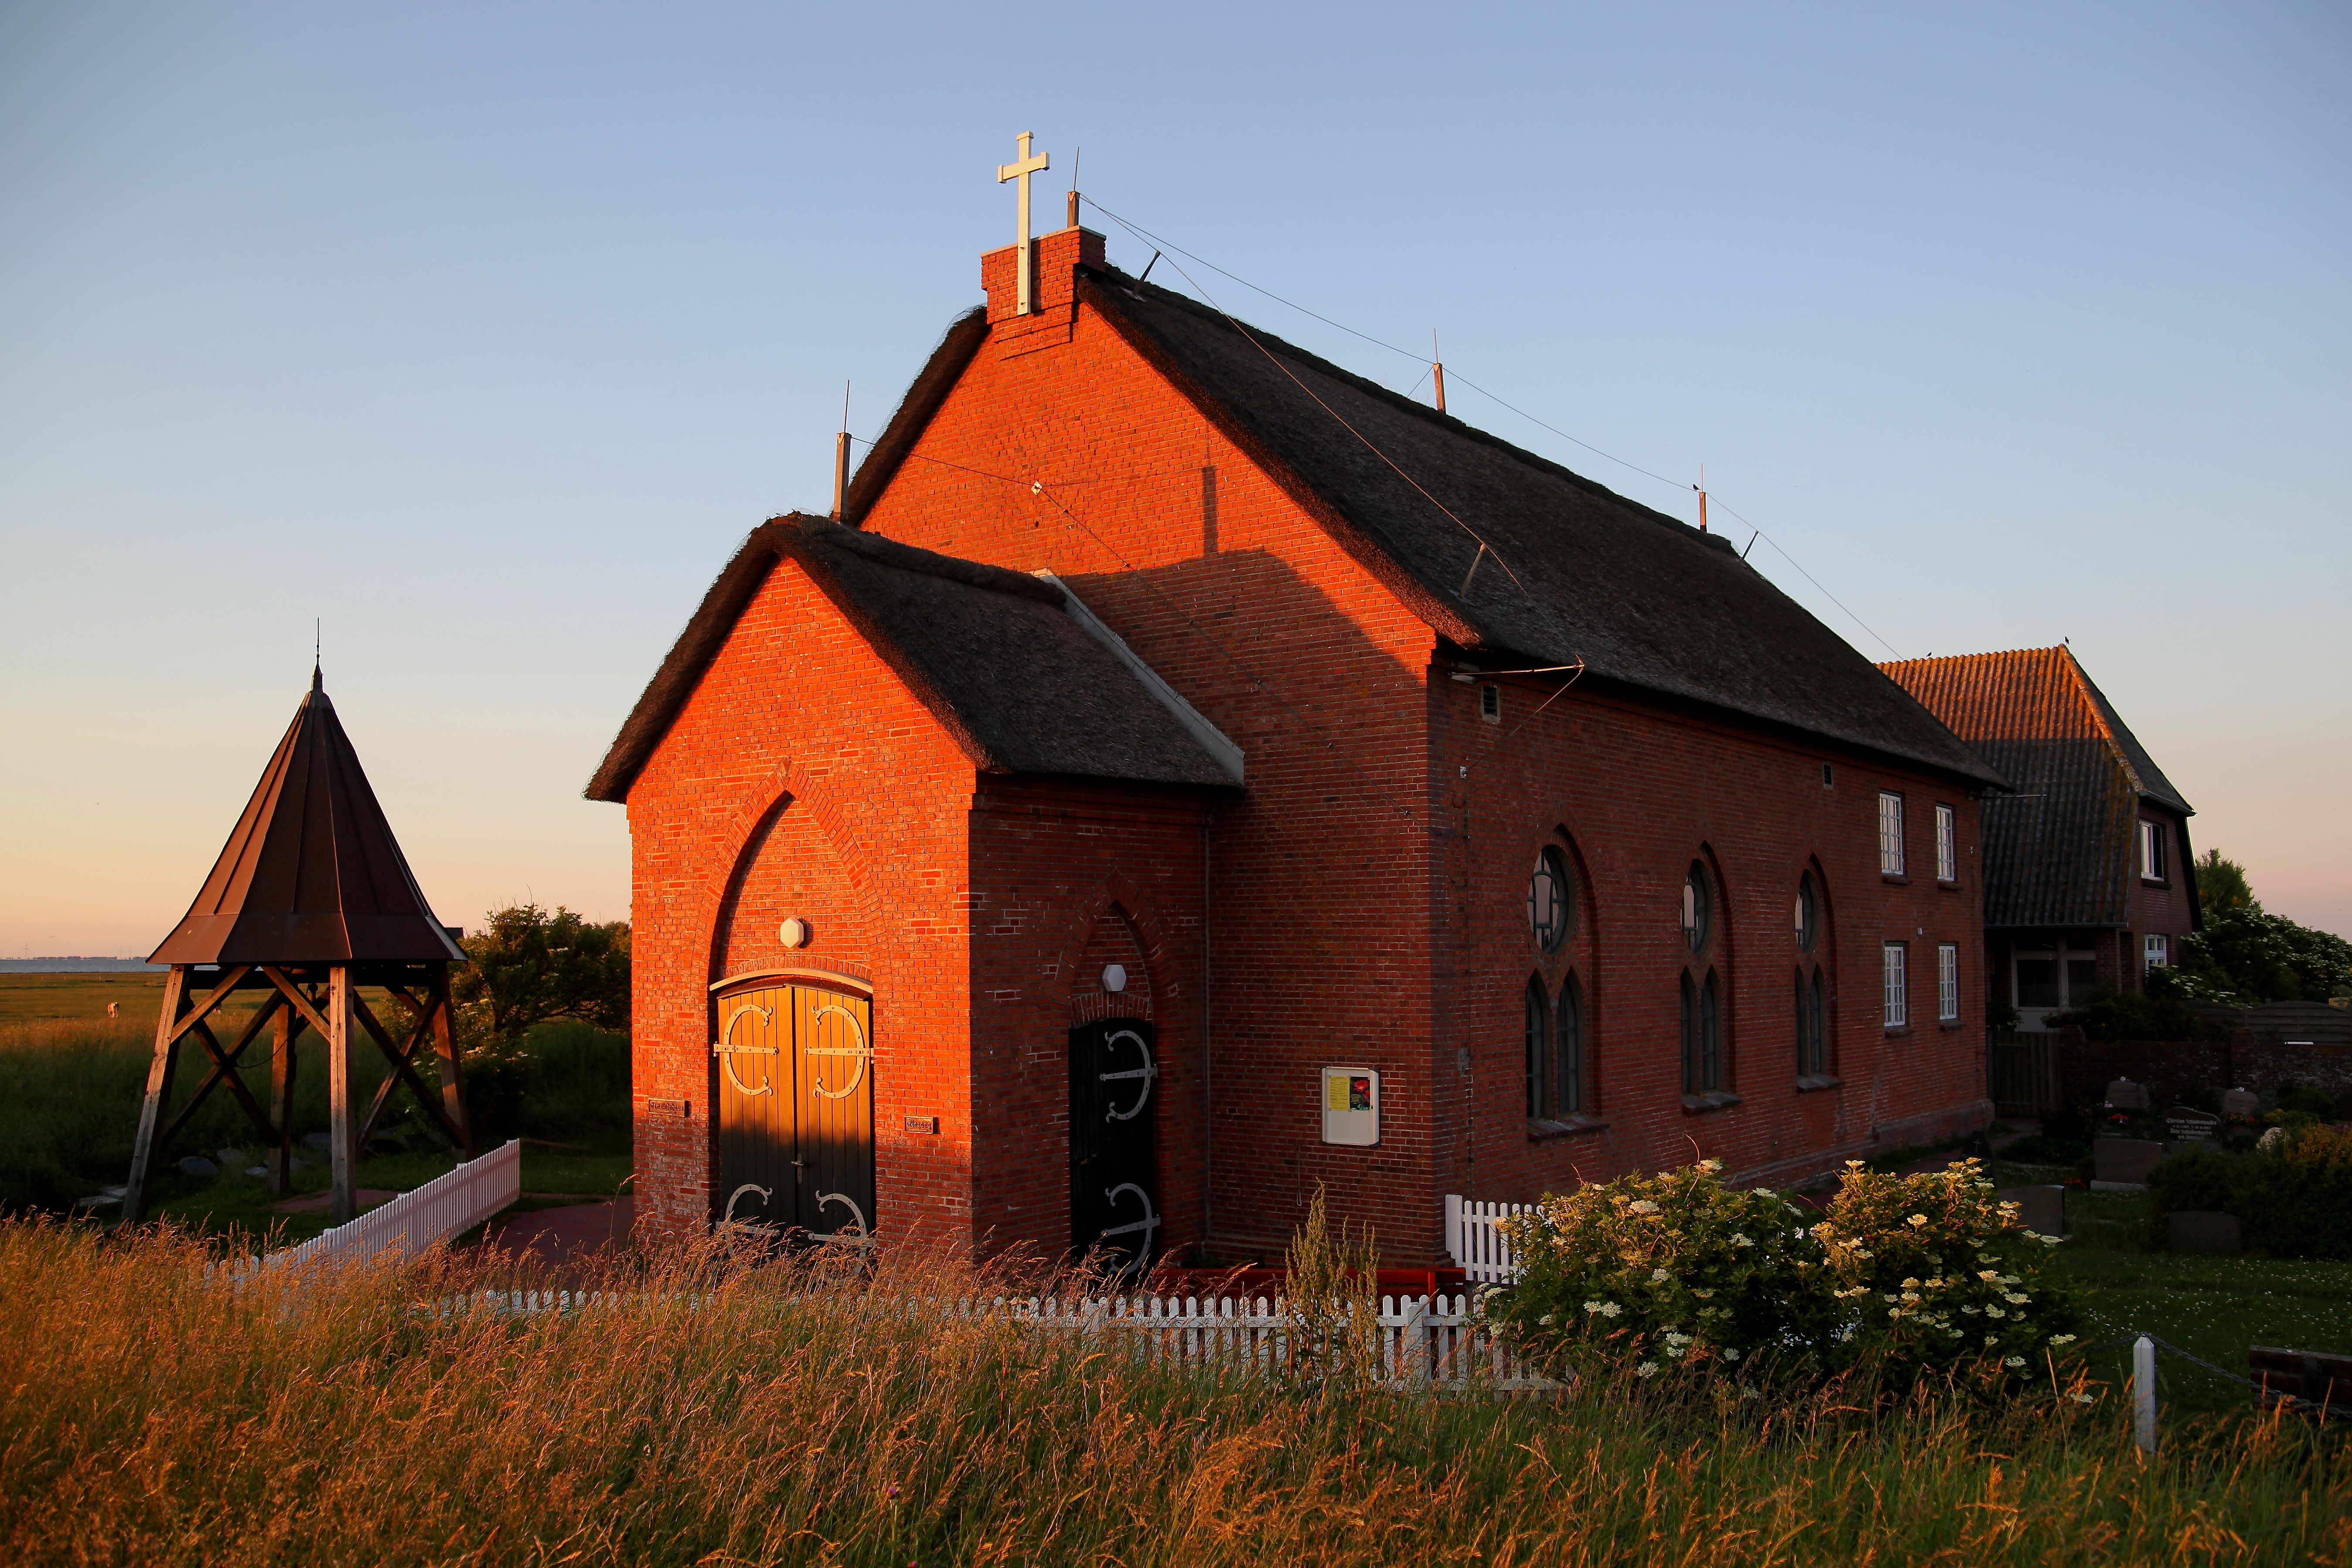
996, 131, 1050, 315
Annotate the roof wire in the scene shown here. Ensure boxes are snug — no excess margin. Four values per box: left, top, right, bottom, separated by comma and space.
1704, 495, 1902, 661
1084, 198, 1524, 593
1076, 198, 1906, 660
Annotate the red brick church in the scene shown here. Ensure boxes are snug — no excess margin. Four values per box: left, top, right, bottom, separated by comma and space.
590, 173, 2003, 1265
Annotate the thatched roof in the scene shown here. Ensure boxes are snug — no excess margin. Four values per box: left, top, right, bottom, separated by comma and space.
845, 267, 1999, 788
586, 515, 1241, 802
151, 669, 465, 965
1880, 646, 2194, 929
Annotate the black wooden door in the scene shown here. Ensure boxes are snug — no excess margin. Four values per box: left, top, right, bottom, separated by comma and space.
1069, 1018, 1159, 1275
713, 983, 873, 1240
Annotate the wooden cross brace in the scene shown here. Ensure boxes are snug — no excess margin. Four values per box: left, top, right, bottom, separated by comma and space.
122, 962, 476, 1224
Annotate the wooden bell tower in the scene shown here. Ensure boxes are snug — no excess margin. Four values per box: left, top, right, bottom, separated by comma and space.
123, 666, 475, 1226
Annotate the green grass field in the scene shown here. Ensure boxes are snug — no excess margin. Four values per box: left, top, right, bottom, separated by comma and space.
0, 971, 171, 1026
1986, 1159, 2352, 1418
0, 975, 631, 1234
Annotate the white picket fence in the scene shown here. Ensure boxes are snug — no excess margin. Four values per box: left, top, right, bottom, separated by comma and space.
226, 1139, 523, 1278
434, 1285, 1561, 1391
1445, 1194, 1531, 1284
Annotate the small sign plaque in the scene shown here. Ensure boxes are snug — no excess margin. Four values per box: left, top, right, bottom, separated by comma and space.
641, 1096, 691, 1120
904, 1115, 939, 1135
1321, 1067, 1380, 1146
2164, 1107, 2222, 1143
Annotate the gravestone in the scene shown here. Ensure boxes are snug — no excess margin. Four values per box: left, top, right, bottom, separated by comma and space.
177, 1155, 217, 1178
2163, 1108, 2222, 1143
2168, 1211, 2243, 1254
2222, 1088, 2260, 1118
2103, 1078, 2150, 1111
216, 1147, 249, 1170
1996, 1184, 2066, 1237
2092, 1138, 2163, 1189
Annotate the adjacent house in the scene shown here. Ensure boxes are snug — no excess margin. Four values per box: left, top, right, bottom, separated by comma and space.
1880, 646, 2199, 1032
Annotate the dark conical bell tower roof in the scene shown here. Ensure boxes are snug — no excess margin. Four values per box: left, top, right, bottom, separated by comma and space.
149, 667, 466, 965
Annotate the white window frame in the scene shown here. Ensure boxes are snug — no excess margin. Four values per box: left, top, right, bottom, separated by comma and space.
1934, 804, 1957, 883
1937, 942, 1959, 1022
1878, 792, 1905, 876
1883, 942, 1908, 1028
2140, 820, 2167, 881
2144, 934, 2169, 975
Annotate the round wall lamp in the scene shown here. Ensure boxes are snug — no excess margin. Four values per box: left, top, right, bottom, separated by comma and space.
778, 918, 811, 949
1101, 963, 1127, 994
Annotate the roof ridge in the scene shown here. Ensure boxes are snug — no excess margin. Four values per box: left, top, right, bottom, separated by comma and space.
1881, 645, 2069, 671
793, 515, 1062, 605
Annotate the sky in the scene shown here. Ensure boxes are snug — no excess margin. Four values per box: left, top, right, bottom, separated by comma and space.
3, 0, 2347, 955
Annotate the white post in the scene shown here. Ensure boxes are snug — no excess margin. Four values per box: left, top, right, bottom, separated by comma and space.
2133, 1335, 2158, 1454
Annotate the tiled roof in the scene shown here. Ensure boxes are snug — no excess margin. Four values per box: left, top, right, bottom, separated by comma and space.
586, 516, 1241, 801
151, 670, 466, 965
1878, 646, 2193, 929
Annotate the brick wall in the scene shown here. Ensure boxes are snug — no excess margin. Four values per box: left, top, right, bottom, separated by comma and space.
2059, 1034, 2352, 1110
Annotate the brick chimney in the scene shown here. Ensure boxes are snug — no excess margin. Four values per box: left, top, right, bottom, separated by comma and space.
982, 225, 1108, 327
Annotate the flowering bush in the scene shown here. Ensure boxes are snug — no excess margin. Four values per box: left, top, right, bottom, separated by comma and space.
1813, 1159, 2080, 1389
1485, 1160, 1830, 1382
1487, 1157, 2081, 1396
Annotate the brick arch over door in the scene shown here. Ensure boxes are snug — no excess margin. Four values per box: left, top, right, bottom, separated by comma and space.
1032, 873, 1187, 1024
701, 770, 886, 989
1070, 906, 1153, 1026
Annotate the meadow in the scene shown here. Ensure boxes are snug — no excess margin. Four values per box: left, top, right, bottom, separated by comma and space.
0, 974, 631, 1240
0, 1220, 2340, 1566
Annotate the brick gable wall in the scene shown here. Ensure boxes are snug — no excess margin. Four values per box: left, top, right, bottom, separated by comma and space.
624, 553, 982, 1241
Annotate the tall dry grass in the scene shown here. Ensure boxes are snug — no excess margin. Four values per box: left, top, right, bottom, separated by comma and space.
0, 1219, 2341, 1566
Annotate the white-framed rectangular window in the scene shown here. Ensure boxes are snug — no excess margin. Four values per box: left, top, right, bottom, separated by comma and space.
1938, 942, 1960, 1022
1878, 791, 1905, 875
2140, 820, 2168, 881
1883, 942, 1909, 1028
1934, 803, 1957, 883
2144, 934, 2169, 974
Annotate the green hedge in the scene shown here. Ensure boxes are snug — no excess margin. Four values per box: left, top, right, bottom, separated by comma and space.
2147, 1125, 2352, 1259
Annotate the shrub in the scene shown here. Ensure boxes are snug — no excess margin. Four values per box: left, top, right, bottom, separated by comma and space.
2045, 990, 2225, 1043
1487, 1160, 1827, 1384
1489, 1158, 2079, 1396
2147, 1125, 2352, 1259
2276, 1084, 2338, 1118
2146, 1142, 2234, 1216
1813, 1160, 2082, 1391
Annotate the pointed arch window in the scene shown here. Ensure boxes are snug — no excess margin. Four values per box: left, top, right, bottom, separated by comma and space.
1524, 979, 1549, 1119
1557, 975, 1585, 1116
1795, 871, 1835, 1085
1679, 858, 1731, 1103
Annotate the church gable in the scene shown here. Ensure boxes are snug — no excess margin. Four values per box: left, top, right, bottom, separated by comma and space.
591, 515, 1238, 804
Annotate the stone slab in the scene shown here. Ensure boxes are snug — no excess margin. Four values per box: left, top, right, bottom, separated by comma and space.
1996, 1184, 2066, 1237
2168, 1210, 2243, 1255
2104, 1078, 2151, 1111
2093, 1137, 2164, 1183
